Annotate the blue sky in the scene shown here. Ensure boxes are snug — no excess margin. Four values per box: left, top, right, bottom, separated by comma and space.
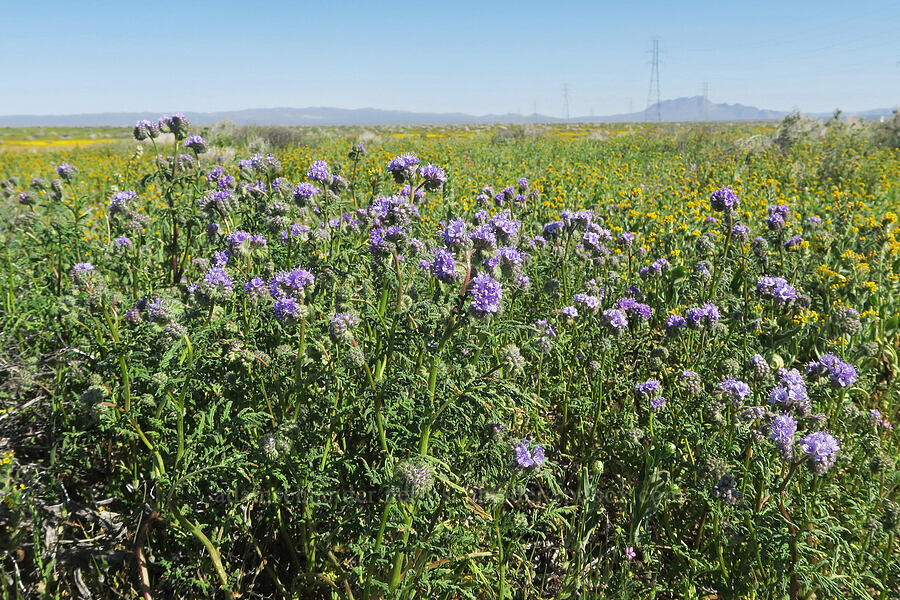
1, 0, 898, 116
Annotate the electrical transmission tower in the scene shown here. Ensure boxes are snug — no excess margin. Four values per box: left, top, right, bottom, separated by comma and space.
646, 40, 661, 122
563, 84, 570, 123
702, 81, 709, 121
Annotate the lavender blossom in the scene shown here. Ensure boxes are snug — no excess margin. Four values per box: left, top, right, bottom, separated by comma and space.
468, 273, 503, 317
717, 379, 752, 406
513, 440, 545, 469
306, 160, 331, 183
710, 187, 739, 212
798, 431, 839, 473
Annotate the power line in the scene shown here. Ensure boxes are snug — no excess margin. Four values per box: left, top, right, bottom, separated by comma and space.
646, 39, 661, 121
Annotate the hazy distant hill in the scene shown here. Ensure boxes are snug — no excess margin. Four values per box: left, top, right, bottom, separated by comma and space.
593, 96, 788, 122
0, 98, 893, 127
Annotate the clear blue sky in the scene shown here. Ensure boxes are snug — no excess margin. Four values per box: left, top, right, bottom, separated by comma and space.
2, 0, 898, 116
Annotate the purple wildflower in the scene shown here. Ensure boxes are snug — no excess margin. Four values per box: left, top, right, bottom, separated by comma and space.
108, 190, 138, 215
717, 379, 752, 406
561, 305, 579, 321
418, 164, 447, 191
109, 232, 131, 249
768, 369, 810, 414
133, 119, 160, 140
798, 431, 839, 473
636, 379, 661, 398
616, 297, 652, 321
387, 153, 420, 182
770, 413, 798, 447
784, 235, 803, 250
710, 187, 738, 212
56, 164, 77, 182
292, 182, 319, 205
202, 266, 234, 296
806, 354, 857, 388
665, 314, 687, 336
686, 303, 720, 329
602, 309, 628, 331
468, 273, 503, 317
184, 135, 207, 154
573, 293, 601, 313
442, 219, 469, 249
269, 268, 315, 300
273, 297, 303, 320
513, 440, 545, 469
306, 160, 331, 182
429, 249, 458, 282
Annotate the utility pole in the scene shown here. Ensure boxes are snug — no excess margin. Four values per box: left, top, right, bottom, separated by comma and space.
563, 84, 570, 123
646, 39, 661, 122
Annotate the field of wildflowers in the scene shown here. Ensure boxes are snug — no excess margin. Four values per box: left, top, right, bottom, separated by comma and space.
0, 115, 898, 598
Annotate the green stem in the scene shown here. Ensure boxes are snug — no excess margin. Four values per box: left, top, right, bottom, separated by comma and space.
170, 503, 235, 599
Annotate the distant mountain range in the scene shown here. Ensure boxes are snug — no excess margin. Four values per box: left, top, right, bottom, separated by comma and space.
0, 97, 894, 127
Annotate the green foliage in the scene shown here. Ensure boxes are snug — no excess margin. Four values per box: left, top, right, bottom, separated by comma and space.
0, 120, 898, 599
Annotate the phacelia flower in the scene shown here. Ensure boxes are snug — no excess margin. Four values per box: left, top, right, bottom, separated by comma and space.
109, 190, 138, 215
573, 293, 601, 314
387, 153, 420, 182
468, 273, 503, 317
616, 297, 652, 321
731, 224, 750, 242
710, 187, 738, 212
273, 296, 303, 320
665, 314, 687, 336
133, 119, 160, 140
561, 305, 579, 321
441, 219, 469, 249
292, 182, 319, 206
184, 135, 207, 154
770, 413, 798, 447
713, 474, 743, 504
269, 268, 315, 300
56, 164, 77, 182
686, 302, 721, 329
395, 461, 434, 500
160, 113, 190, 139
113, 235, 133, 250
602, 308, 628, 332
806, 353, 858, 388
768, 368, 811, 415
717, 379, 752, 407
513, 440, 545, 469
543, 220, 565, 239
429, 248, 458, 282
330, 312, 360, 341
243, 277, 267, 297
418, 164, 447, 191
72, 262, 95, 276
306, 160, 331, 182
784, 235, 803, 250
619, 231, 635, 249
798, 430, 839, 473
636, 379, 661, 398
200, 266, 234, 298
